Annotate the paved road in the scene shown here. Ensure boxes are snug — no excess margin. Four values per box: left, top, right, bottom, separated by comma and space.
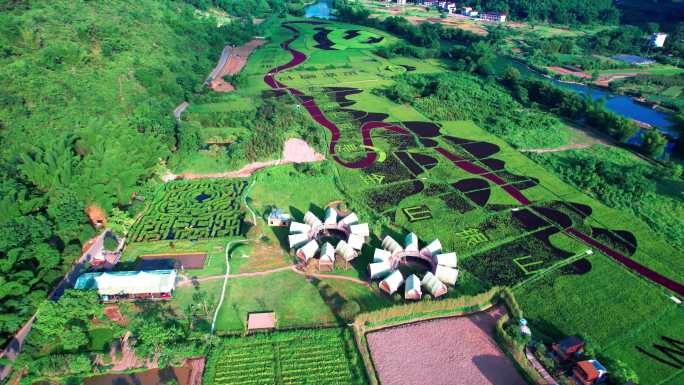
205, 45, 231, 85
173, 101, 189, 121
0, 231, 106, 380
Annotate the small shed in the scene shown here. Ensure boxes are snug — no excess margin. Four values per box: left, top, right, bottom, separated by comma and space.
324, 207, 337, 225
404, 232, 419, 252
404, 274, 422, 300
297, 239, 319, 262
319, 242, 335, 271
436, 252, 457, 268
573, 360, 607, 385
304, 211, 322, 228
288, 233, 309, 250
435, 265, 459, 285
421, 272, 447, 297
348, 233, 365, 250
379, 270, 404, 295
369, 261, 392, 280
340, 212, 359, 225
268, 209, 291, 227
336, 240, 357, 262
373, 248, 392, 263
424, 239, 442, 256
247, 312, 276, 331
381, 235, 403, 254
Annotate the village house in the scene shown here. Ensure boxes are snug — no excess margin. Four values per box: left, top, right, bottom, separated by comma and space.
267, 208, 291, 227
552, 336, 585, 362
572, 359, 608, 385
481, 11, 507, 22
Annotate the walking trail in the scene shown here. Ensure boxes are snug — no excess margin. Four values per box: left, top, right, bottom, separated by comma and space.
520, 143, 591, 153
164, 138, 324, 181
180, 265, 369, 287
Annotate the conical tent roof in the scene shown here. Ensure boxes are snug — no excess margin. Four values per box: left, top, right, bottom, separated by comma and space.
405, 274, 422, 300
435, 265, 459, 285
289, 221, 311, 234
421, 272, 447, 297
369, 261, 392, 279
404, 232, 419, 252
340, 212, 359, 226
373, 248, 392, 263
297, 239, 319, 261
424, 239, 442, 256
380, 270, 404, 294
324, 207, 337, 225
320, 242, 335, 263
335, 240, 357, 261
303, 211, 322, 228
288, 233, 309, 249
436, 252, 457, 268
382, 235, 403, 254
350, 223, 369, 237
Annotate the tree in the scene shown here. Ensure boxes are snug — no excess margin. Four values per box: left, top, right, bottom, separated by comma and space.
108, 208, 134, 237
642, 129, 668, 157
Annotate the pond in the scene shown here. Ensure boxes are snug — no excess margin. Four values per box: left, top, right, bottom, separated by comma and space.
305, 0, 335, 19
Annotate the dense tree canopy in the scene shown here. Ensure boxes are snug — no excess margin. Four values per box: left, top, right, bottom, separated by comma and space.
0, 0, 254, 346
462, 0, 619, 25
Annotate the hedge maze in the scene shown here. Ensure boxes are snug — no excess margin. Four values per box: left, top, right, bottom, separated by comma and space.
130, 179, 247, 242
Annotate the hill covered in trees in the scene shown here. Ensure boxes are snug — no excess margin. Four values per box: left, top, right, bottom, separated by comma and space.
0, 0, 255, 345
461, 0, 619, 25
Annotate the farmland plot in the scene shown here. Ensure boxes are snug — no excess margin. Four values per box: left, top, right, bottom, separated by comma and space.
205, 328, 367, 385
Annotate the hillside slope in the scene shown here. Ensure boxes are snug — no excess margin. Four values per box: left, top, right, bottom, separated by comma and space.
0, 0, 252, 345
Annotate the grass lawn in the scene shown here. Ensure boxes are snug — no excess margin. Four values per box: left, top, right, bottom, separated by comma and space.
88, 327, 115, 352
213, 270, 338, 332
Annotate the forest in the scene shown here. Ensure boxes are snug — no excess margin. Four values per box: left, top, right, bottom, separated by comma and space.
0, 0, 258, 346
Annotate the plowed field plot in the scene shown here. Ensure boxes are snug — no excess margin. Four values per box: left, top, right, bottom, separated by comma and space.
367, 308, 525, 385
206, 328, 367, 385
129, 179, 246, 242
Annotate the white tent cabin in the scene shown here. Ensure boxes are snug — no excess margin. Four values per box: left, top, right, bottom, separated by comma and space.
288, 233, 309, 250
324, 207, 337, 225
436, 252, 457, 268
296, 239, 319, 262
335, 240, 357, 262
379, 270, 404, 295
303, 211, 323, 228
349, 223, 370, 238
421, 272, 447, 297
348, 233, 365, 251
381, 235, 403, 255
373, 248, 392, 263
289, 221, 311, 234
319, 242, 335, 271
340, 212, 359, 226
404, 232, 419, 252
369, 261, 392, 280
435, 265, 459, 285
424, 239, 442, 256
404, 274, 422, 300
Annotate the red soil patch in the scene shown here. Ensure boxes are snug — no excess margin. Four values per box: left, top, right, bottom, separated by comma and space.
547, 66, 592, 79
104, 305, 128, 327
247, 312, 276, 330
367, 307, 526, 385
85, 204, 107, 228
210, 39, 266, 92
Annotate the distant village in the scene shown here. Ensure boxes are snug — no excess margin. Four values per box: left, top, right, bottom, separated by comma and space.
388, 0, 508, 22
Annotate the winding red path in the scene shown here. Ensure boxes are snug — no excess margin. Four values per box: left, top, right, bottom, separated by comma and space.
264, 21, 684, 297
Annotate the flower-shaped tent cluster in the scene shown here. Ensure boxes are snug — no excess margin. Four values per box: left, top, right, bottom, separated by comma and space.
288, 207, 369, 271
369, 233, 458, 299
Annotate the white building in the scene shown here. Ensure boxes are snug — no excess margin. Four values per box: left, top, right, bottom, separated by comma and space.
650, 33, 668, 48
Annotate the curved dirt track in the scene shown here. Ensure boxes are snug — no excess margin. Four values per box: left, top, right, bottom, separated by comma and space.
263, 21, 684, 296
179, 265, 368, 287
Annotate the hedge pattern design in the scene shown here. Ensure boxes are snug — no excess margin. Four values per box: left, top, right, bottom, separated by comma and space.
130, 179, 246, 242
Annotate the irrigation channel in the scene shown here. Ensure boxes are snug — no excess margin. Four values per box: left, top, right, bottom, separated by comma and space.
263, 21, 684, 297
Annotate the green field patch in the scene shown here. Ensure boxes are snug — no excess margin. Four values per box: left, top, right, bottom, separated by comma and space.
129, 179, 246, 242
517, 253, 679, 385
603, 306, 684, 385
206, 328, 368, 385
662, 86, 682, 98
214, 270, 337, 332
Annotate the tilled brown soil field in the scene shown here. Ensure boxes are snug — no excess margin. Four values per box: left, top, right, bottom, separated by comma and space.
367, 307, 526, 385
